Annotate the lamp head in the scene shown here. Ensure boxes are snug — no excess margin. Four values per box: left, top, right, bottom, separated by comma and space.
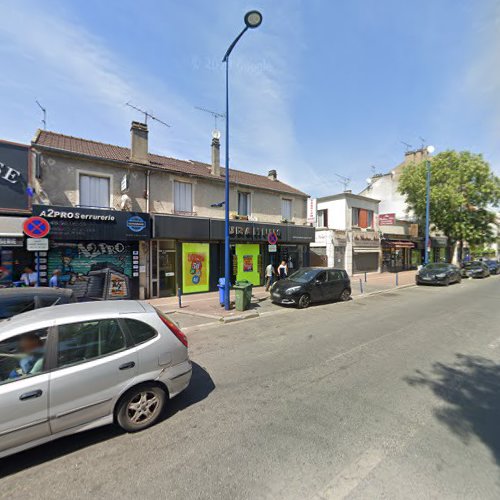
244, 10, 263, 29
426, 145, 435, 154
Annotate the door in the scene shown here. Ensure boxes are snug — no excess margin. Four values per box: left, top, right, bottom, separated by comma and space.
0, 327, 51, 454
159, 241, 177, 297
310, 271, 327, 302
326, 270, 346, 300
49, 318, 138, 434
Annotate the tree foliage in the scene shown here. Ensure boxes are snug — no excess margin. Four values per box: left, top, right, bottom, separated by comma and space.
398, 150, 500, 245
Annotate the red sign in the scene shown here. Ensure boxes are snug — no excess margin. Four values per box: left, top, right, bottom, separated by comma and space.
378, 213, 396, 226
268, 231, 278, 245
23, 216, 51, 238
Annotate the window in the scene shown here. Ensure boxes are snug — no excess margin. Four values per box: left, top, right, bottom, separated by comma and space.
0, 329, 48, 385
238, 192, 251, 216
123, 319, 158, 345
56, 319, 126, 369
281, 198, 292, 220
328, 270, 343, 281
0, 298, 35, 319
174, 181, 193, 213
316, 271, 327, 283
352, 208, 374, 228
317, 209, 328, 227
79, 174, 110, 208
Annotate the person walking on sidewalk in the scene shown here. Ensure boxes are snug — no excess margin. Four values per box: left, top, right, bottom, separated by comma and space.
278, 260, 288, 280
265, 262, 277, 291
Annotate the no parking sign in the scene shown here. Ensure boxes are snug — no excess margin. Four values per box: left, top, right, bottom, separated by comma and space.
23, 216, 51, 238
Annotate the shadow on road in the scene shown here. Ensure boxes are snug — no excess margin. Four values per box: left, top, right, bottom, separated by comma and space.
0, 362, 215, 478
405, 354, 500, 465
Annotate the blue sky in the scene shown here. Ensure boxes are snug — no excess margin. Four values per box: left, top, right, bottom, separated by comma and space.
1, 0, 499, 196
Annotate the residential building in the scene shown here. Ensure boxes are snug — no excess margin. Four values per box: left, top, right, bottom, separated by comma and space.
30, 123, 313, 299
310, 191, 380, 275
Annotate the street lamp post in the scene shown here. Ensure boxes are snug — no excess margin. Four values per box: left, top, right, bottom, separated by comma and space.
222, 10, 263, 310
424, 145, 435, 265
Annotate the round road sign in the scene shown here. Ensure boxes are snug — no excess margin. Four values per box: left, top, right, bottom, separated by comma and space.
23, 216, 51, 239
268, 231, 278, 245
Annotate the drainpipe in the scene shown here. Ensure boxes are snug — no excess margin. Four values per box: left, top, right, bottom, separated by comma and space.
145, 170, 151, 213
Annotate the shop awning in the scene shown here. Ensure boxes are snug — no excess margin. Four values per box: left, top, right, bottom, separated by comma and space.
353, 247, 380, 253
383, 240, 415, 249
0, 216, 27, 237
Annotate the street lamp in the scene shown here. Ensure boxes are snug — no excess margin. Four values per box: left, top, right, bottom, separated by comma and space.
424, 145, 435, 265
222, 10, 263, 310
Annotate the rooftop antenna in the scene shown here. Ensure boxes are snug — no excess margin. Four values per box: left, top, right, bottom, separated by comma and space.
419, 136, 426, 149
195, 106, 225, 131
335, 173, 351, 192
401, 141, 413, 152
370, 165, 376, 176
35, 100, 47, 130
125, 102, 170, 128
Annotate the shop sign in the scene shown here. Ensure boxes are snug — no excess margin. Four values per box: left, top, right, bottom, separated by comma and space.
229, 223, 282, 241
352, 230, 380, 247
0, 141, 30, 212
0, 237, 23, 247
33, 205, 151, 241
307, 198, 317, 224
379, 213, 396, 226
182, 243, 209, 294
333, 230, 347, 246
268, 244, 277, 252
27, 238, 49, 251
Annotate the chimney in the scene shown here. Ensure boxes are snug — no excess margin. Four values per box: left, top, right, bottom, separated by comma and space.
211, 132, 221, 176
268, 169, 277, 181
130, 121, 149, 164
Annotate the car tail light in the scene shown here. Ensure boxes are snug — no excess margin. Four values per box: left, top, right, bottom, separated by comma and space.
156, 310, 188, 348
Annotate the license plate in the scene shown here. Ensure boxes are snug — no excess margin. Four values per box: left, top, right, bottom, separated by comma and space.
272, 293, 280, 299
422, 276, 431, 280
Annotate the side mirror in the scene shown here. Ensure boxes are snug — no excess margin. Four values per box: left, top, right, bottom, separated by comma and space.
315, 280, 322, 285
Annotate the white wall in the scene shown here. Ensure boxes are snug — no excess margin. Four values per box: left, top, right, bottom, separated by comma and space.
316, 198, 347, 229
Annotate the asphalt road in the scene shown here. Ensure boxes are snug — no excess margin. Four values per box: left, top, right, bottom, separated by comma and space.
2, 276, 500, 499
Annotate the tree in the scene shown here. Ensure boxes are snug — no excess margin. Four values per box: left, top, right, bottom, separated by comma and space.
398, 150, 500, 261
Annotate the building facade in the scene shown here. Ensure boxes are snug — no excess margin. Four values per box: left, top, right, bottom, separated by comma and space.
310, 192, 380, 275
30, 123, 313, 298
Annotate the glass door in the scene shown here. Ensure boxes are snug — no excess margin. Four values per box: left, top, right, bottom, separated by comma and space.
159, 240, 176, 297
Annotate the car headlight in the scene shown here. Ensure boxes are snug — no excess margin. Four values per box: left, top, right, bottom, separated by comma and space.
436, 273, 446, 278
285, 286, 301, 294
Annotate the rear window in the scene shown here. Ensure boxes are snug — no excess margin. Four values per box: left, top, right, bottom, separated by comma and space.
123, 318, 158, 345
0, 298, 35, 319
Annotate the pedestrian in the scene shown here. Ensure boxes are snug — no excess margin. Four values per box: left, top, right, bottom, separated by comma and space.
278, 260, 288, 280
49, 269, 61, 288
265, 262, 276, 291
20, 266, 38, 287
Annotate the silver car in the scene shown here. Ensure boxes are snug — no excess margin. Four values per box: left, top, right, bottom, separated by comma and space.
0, 300, 192, 459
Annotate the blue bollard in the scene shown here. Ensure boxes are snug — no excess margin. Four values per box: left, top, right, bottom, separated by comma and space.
178, 287, 182, 308
396, 273, 399, 287
364, 271, 367, 283
359, 278, 364, 294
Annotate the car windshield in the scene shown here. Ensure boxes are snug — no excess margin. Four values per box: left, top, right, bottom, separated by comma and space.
287, 269, 321, 283
464, 262, 482, 269
423, 264, 449, 271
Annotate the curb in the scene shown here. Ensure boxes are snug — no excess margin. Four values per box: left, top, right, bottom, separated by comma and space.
221, 311, 260, 323
353, 283, 416, 299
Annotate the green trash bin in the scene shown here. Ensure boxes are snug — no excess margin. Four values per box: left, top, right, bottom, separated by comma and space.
234, 280, 253, 311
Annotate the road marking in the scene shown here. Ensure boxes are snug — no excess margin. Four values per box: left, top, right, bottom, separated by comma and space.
314, 448, 385, 500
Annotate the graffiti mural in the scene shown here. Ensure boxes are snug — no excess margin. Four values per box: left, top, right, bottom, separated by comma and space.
47, 241, 138, 300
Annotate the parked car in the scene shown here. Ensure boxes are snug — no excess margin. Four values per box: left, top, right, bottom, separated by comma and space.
0, 300, 192, 459
271, 267, 351, 309
484, 259, 499, 275
461, 261, 490, 278
0, 287, 76, 320
416, 263, 462, 286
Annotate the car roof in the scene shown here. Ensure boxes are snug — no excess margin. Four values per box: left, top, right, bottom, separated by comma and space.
297, 267, 346, 272
0, 287, 74, 298
0, 300, 149, 340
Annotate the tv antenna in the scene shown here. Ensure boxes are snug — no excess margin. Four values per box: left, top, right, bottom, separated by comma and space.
125, 102, 170, 127
195, 106, 225, 131
370, 165, 376, 176
35, 100, 47, 130
335, 173, 351, 191
401, 141, 413, 151
419, 136, 426, 149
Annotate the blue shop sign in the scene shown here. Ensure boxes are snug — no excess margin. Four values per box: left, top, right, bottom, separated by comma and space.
127, 215, 147, 233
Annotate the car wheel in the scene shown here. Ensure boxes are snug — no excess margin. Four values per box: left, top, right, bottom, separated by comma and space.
339, 288, 351, 301
444, 278, 450, 286
298, 294, 311, 309
116, 384, 166, 432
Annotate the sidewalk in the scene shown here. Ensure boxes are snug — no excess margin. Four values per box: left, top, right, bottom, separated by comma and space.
147, 270, 417, 330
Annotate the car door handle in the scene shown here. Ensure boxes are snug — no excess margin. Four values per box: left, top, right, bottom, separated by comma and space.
19, 389, 43, 401
119, 362, 135, 371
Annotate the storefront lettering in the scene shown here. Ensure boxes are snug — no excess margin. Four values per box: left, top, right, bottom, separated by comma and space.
229, 224, 282, 240
0, 162, 21, 184
78, 242, 126, 258
38, 208, 116, 222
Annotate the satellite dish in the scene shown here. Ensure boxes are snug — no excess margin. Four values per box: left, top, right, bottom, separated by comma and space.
366, 178, 372, 184
212, 130, 221, 140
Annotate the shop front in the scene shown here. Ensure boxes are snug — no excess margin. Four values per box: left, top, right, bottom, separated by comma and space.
382, 235, 421, 272
32, 205, 150, 300
152, 215, 315, 296
0, 140, 32, 286
352, 230, 380, 273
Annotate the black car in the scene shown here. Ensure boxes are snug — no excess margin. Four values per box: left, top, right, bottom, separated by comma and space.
416, 263, 462, 286
484, 259, 499, 275
461, 261, 490, 279
0, 287, 76, 320
270, 267, 351, 309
